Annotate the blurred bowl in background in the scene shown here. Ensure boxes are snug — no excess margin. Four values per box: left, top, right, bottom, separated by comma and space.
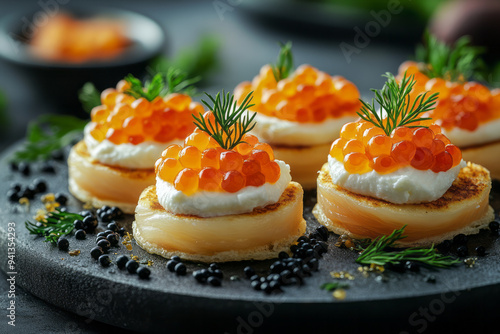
0, 6, 165, 113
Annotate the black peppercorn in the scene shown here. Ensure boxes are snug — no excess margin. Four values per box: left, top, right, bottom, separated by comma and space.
97, 239, 111, 251
453, 234, 468, 245
57, 237, 69, 251
244, 266, 256, 278
107, 222, 118, 232
475, 245, 486, 256
174, 263, 187, 275
40, 162, 55, 174
32, 178, 47, 193
207, 276, 221, 286
73, 219, 84, 230
456, 245, 469, 257
116, 255, 129, 269
405, 261, 420, 272
167, 260, 178, 272
489, 221, 499, 233
106, 233, 119, 246
6, 189, 20, 202
99, 255, 111, 267
137, 267, 151, 279
18, 162, 31, 176
54, 193, 68, 205
118, 227, 126, 237
75, 229, 86, 240
90, 247, 103, 260
126, 260, 139, 273
82, 216, 98, 230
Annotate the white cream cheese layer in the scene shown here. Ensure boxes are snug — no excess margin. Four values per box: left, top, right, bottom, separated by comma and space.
84, 123, 181, 169
327, 155, 465, 204
251, 113, 357, 146
441, 118, 500, 147
156, 160, 291, 217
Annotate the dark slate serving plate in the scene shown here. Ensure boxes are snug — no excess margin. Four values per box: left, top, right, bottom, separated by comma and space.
1, 143, 500, 333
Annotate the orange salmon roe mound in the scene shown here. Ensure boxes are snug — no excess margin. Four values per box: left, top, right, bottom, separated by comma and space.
397, 61, 500, 132
329, 120, 462, 175
234, 64, 362, 123
155, 113, 282, 195
88, 80, 203, 145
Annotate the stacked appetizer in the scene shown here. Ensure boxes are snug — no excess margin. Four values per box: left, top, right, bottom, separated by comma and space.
68, 72, 202, 213
234, 43, 361, 188
313, 73, 494, 246
133, 92, 306, 262
397, 32, 500, 179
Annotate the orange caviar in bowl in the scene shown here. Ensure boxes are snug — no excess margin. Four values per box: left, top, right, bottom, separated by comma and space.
234, 64, 361, 123
155, 112, 281, 196
331, 120, 462, 175
397, 61, 500, 132
88, 79, 202, 145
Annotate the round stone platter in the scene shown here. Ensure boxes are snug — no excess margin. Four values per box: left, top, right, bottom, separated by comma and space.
1, 143, 500, 333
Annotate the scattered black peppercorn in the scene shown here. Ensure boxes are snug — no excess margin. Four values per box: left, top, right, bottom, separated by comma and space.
90, 247, 103, 260
167, 260, 178, 272
51, 150, 64, 161
118, 227, 126, 237
175, 263, 187, 275
475, 246, 486, 257
107, 222, 118, 232
32, 178, 47, 193
437, 240, 452, 253
18, 162, 31, 176
137, 267, 151, 279
456, 245, 469, 257
126, 260, 139, 273
82, 216, 98, 230
106, 233, 119, 246
73, 219, 85, 230
57, 237, 69, 251
7, 189, 19, 202
405, 261, 420, 272
453, 234, 468, 246
207, 276, 221, 287
116, 255, 129, 269
97, 239, 111, 251
489, 221, 499, 233
21, 187, 35, 200
40, 162, 55, 174
9, 162, 18, 171
244, 266, 256, 278
75, 229, 86, 240
54, 193, 68, 205
99, 255, 111, 267
424, 275, 437, 283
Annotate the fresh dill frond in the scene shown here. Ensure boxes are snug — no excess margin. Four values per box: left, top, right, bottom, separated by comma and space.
25, 209, 84, 245
357, 72, 438, 135
356, 226, 460, 269
124, 70, 199, 101
415, 31, 485, 82
78, 82, 101, 113
11, 114, 87, 162
320, 282, 350, 291
193, 91, 256, 150
271, 41, 294, 81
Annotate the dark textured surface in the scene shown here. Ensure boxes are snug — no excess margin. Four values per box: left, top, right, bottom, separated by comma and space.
1, 143, 500, 333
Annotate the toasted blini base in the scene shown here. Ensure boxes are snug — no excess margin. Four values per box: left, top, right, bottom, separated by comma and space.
68, 140, 155, 214
133, 182, 307, 262
313, 162, 494, 247
271, 143, 330, 189
462, 139, 500, 180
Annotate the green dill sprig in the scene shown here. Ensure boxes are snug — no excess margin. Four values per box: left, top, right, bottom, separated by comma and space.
320, 282, 350, 292
124, 69, 199, 102
193, 91, 256, 150
78, 82, 101, 113
357, 72, 438, 136
271, 41, 294, 81
11, 115, 87, 162
415, 31, 485, 82
356, 226, 460, 268
25, 209, 83, 245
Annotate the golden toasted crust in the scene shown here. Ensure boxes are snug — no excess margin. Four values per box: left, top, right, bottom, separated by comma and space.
314, 162, 494, 246
271, 143, 330, 189
133, 182, 307, 262
461, 139, 500, 180
68, 141, 155, 213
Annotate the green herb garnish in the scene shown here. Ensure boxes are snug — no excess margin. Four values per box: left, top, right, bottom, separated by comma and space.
357, 72, 438, 136
0, 89, 8, 127
415, 31, 485, 82
78, 82, 101, 113
124, 69, 199, 102
193, 91, 256, 150
356, 226, 460, 268
271, 41, 294, 81
25, 209, 83, 245
11, 115, 87, 162
320, 282, 350, 291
